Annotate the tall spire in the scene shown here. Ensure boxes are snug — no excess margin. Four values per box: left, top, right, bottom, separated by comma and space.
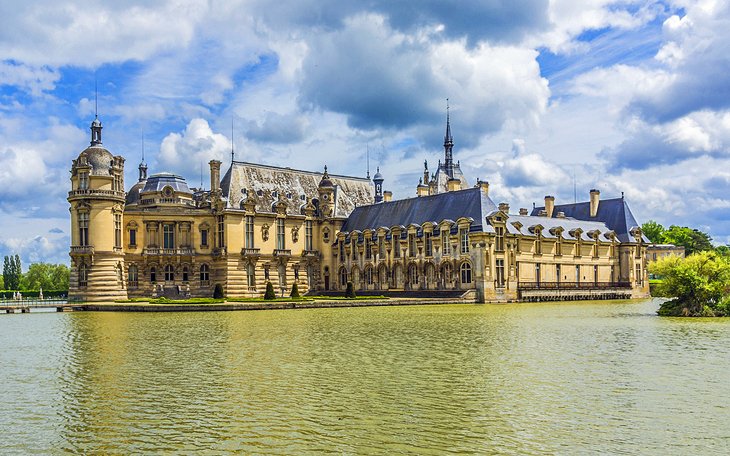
138, 131, 147, 181
90, 79, 103, 146
231, 117, 235, 163
443, 98, 454, 178
366, 144, 370, 179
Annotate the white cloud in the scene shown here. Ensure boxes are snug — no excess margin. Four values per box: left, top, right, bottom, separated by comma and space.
158, 118, 231, 177
0, 61, 59, 95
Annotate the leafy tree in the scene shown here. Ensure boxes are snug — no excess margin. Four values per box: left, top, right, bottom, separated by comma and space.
650, 251, 730, 317
213, 283, 225, 299
0, 274, 4, 289
290, 282, 300, 298
641, 220, 665, 244
345, 281, 356, 298
662, 225, 713, 256
21, 263, 70, 290
264, 281, 276, 300
2, 254, 22, 290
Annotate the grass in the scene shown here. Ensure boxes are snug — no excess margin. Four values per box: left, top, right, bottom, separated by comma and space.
226, 296, 313, 302
309, 295, 388, 301
115, 297, 225, 304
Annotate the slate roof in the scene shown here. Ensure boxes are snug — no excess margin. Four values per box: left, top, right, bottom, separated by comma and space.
502, 215, 614, 242
221, 161, 373, 217
142, 173, 192, 194
531, 197, 647, 243
341, 187, 497, 233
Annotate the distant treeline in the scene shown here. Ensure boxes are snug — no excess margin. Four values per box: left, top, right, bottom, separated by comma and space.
1, 255, 69, 293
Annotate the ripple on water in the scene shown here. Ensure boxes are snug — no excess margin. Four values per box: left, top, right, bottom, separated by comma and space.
1, 299, 730, 454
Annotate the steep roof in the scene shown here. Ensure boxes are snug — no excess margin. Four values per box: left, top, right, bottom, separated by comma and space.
531, 197, 646, 243
341, 187, 497, 232
221, 161, 373, 217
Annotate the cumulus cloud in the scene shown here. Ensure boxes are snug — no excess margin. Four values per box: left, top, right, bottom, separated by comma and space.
246, 111, 307, 144
500, 139, 570, 187
0, 61, 59, 95
158, 118, 231, 176
0, 233, 70, 267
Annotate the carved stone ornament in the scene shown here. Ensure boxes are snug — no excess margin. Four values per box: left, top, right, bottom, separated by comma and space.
291, 226, 300, 243
262, 223, 270, 241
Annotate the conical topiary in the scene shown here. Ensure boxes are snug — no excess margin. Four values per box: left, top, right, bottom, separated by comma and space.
264, 281, 276, 300
345, 281, 356, 298
290, 282, 300, 298
213, 283, 224, 299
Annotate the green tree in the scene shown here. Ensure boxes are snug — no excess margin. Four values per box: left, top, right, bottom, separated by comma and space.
641, 220, 666, 244
662, 225, 713, 255
3, 254, 21, 290
20, 263, 70, 290
264, 281, 276, 300
650, 251, 730, 317
290, 282, 300, 298
345, 281, 356, 298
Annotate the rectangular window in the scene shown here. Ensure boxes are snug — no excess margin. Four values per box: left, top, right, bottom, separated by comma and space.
217, 216, 225, 248
129, 229, 137, 247
163, 224, 175, 249
425, 232, 432, 257
276, 218, 285, 250
636, 263, 642, 285
305, 220, 313, 251
245, 215, 255, 249
365, 236, 371, 260
201, 229, 209, 247
247, 264, 256, 288
576, 265, 581, 284
78, 212, 89, 246
460, 228, 469, 254
79, 172, 89, 190
408, 233, 416, 257
556, 264, 562, 284
442, 230, 451, 256
352, 239, 358, 260
114, 214, 122, 248
496, 259, 505, 287
536, 263, 541, 284
339, 241, 345, 261
393, 235, 400, 258
378, 236, 385, 258
495, 227, 504, 252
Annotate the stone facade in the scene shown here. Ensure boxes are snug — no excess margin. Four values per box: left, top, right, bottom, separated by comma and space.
69, 114, 650, 302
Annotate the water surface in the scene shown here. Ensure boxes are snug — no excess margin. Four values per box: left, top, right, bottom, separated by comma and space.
1, 299, 729, 454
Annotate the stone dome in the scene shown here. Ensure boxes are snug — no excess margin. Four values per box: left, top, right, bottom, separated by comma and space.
126, 180, 146, 205
76, 145, 114, 176
318, 165, 334, 188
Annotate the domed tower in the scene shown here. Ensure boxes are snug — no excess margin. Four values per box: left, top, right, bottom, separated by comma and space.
373, 167, 384, 203
68, 116, 127, 301
317, 165, 335, 218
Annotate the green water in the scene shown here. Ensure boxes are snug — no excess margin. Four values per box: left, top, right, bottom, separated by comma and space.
1, 299, 729, 455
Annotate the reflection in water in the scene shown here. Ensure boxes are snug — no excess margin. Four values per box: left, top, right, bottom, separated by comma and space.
1, 300, 730, 454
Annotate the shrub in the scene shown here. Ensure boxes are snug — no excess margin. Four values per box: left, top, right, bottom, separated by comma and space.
213, 283, 225, 299
345, 281, 356, 298
264, 281, 276, 300
290, 282, 300, 298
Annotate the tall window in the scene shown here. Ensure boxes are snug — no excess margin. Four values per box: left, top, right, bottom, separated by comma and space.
217, 216, 225, 248
378, 236, 385, 258
201, 229, 209, 248
245, 215, 255, 249
365, 236, 372, 259
556, 264, 562, 284
425, 232, 432, 257
150, 266, 157, 283
365, 267, 373, 285
635, 263, 642, 285
576, 265, 581, 284
78, 212, 89, 246
535, 263, 541, 284
339, 241, 345, 261
339, 267, 347, 287
442, 230, 451, 256
460, 228, 469, 254
182, 266, 189, 282
460, 262, 472, 284
352, 239, 358, 260
129, 228, 137, 247
393, 234, 400, 258
128, 265, 138, 287
276, 218, 285, 250
200, 264, 210, 284
495, 227, 504, 252
496, 259, 505, 287
247, 264, 256, 289
165, 264, 174, 282
114, 214, 122, 248
305, 220, 313, 251
408, 233, 416, 257
78, 172, 89, 190
78, 263, 88, 287
163, 224, 174, 249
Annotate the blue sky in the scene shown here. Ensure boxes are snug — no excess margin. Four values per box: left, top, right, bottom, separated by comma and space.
1, 0, 728, 267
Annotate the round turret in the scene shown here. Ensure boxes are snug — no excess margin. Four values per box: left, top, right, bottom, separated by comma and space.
319, 165, 334, 188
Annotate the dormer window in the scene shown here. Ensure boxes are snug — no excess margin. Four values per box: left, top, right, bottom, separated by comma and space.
79, 172, 89, 190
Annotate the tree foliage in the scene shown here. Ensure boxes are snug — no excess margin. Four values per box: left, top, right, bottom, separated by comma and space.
641, 221, 714, 256
641, 220, 665, 244
345, 281, 356, 298
21, 263, 69, 290
650, 251, 730, 317
2, 254, 22, 290
290, 282, 300, 298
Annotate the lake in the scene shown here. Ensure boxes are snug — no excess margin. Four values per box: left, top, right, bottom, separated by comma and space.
1, 299, 729, 454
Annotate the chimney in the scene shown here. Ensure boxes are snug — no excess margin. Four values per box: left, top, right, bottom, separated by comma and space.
447, 178, 461, 192
383, 191, 393, 202
557, 211, 566, 218
477, 179, 489, 196
209, 160, 221, 193
590, 189, 600, 217
544, 195, 555, 218
498, 202, 510, 213
519, 208, 528, 216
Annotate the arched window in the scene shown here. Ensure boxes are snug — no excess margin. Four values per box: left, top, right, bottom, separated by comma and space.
165, 264, 174, 282
182, 266, 189, 283
200, 264, 210, 285
408, 264, 418, 287
128, 264, 138, 287
365, 267, 373, 285
247, 263, 256, 289
460, 261, 472, 284
150, 266, 157, 283
78, 263, 88, 288
339, 267, 348, 287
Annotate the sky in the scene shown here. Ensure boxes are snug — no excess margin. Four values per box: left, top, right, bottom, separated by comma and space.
1, 0, 729, 267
